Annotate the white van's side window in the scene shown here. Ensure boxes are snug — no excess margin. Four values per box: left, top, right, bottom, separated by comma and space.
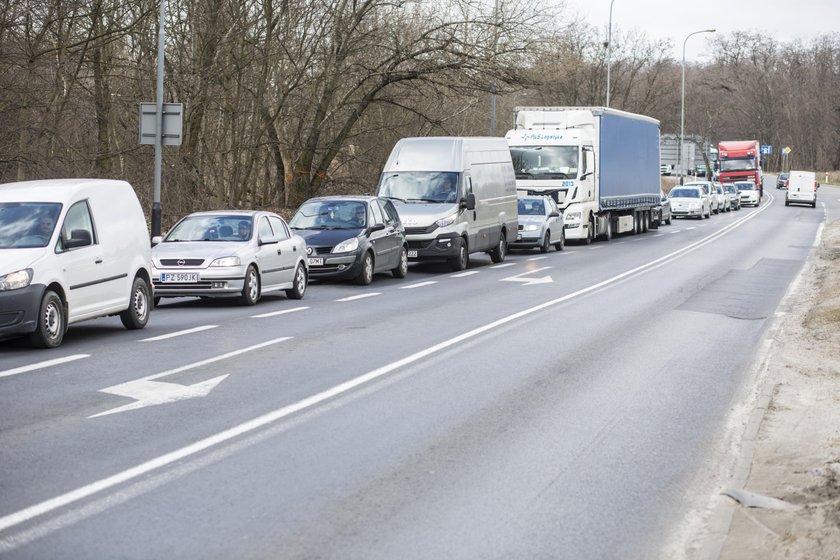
60, 200, 96, 251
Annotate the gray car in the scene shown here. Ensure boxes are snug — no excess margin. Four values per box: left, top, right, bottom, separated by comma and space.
151, 210, 308, 305
510, 195, 565, 252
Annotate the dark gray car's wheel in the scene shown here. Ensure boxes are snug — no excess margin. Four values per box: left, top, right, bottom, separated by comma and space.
554, 228, 565, 251
120, 276, 151, 330
355, 252, 374, 285
539, 232, 550, 253
392, 246, 408, 278
238, 265, 260, 305
489, 230, 507, 263
29, 290, 65, 348
449, 238, 469, 271
285, 263, 307, 299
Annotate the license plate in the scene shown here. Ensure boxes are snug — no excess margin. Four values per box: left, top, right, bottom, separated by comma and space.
161, 272, 198, 283
307, 257, 324, 266
407, 250, 418, 258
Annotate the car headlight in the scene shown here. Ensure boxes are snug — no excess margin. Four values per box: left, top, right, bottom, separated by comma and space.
0, 268, 33, 291
523, 224, 539, 232
435, 212, 458, 228
689, 203, 700, 210
210, 256, 241, 267
332, 237, 359, 253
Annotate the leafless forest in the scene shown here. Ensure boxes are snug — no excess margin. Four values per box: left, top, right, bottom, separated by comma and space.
2, 0, 839, 219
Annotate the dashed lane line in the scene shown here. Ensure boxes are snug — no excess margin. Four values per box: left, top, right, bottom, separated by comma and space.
0, 355, 90, 379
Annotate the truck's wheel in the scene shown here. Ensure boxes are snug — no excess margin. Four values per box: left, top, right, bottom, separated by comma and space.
490, 230, 507, 263
603, 216, 612, 241
585, 217, 594, 244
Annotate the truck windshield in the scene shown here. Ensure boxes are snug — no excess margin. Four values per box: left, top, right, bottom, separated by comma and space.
377, 172, 460, 203
720, 157, 757, 171
509, 146, 578, 179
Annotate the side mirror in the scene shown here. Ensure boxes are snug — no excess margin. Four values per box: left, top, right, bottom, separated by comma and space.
258, 235, 279, 246
580, 171, 593, 180
367, 223, 385, 235
548, 211, 560, 218
463, 193, 477, 211
64, 229, 92, 249
151, 235, 163, 247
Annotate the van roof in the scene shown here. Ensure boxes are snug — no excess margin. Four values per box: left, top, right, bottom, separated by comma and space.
384, 136, 511, 171
0, 178, 133, 203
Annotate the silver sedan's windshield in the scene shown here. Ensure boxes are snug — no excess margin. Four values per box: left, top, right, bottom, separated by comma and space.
0, 202, 62, 249
165, 215, 253, 241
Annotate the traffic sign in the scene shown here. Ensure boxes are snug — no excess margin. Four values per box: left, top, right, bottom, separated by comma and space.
783, 146, 791, 155
139, 103, 183, 146
761, 145, 772, 155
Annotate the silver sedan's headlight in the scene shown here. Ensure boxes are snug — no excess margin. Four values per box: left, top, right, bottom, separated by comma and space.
210, 256, 241, 267
0, 269, 33, 291
332, 237, 359, 253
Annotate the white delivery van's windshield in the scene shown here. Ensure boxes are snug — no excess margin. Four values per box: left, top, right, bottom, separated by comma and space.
378, 172, 460, 203
0, 202, 62, 249
509, 146, 578, 179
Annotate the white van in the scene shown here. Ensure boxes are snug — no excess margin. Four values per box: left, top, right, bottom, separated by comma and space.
376, 137, 518, 271
785, 170, 817, 208
0, 179, 153, 348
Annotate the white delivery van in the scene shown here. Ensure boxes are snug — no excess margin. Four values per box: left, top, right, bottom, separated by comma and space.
785, 170, 817, 207
376, 137, 518, 271
0, 179, 153, 348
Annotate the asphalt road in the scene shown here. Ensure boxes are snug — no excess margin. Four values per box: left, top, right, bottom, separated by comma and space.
1, 182, 834, 559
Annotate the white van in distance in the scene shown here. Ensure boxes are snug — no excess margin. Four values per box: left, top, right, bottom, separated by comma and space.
0, 179, 153, 348
376, 137, 518, 271
785, 170, 818, 208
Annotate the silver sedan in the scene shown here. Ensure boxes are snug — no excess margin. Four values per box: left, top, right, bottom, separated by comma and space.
510, 195, 565, 253
152, 210, 308, 305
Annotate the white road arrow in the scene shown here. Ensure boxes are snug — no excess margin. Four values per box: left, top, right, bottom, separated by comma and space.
500, 266, 554, 286
90, 375, 229, 418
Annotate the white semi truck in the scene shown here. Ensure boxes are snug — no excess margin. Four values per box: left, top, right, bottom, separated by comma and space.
505, 107, 662, 243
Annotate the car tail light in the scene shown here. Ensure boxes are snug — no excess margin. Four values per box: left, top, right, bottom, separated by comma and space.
786, 179, 789, 188
814, 181, 818, 192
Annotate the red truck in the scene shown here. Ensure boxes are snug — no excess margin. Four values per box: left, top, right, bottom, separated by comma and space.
718, 140, 763, 198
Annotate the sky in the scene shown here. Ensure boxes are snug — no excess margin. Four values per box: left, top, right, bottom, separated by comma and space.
559, 0, 840, 61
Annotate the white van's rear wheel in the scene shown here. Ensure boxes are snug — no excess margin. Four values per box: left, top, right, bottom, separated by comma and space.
29, 290, 65, 348
120, 276, 151, 330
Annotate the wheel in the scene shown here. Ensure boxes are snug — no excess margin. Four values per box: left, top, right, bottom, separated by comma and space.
355, 251, 374, 285
539, 232, 550, 253
554, 228, 565, 251
285, 263, 307, 299
603, 216, 612, 241
642, 211, 649, 233
490, 230, 507, 263
449, 238, 469, 271
238, 265, 260, 305
785, 200, 790, 206
584, 216, 594, 244
392, 246, 408, 278
665, 214, 671, 225
29, 290, 65, 348
120, 276, 151, 329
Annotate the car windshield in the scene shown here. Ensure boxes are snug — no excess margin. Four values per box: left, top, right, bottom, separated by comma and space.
377, 172, 460, 203
0, 202, 62, 249
720, 157, 757, 171
518, 198, 546, 215
290, 200, 368, 230
684, 182, 710, 192
669, 188, 699, 198
509, 146, 579, 179
736, 182, 755, 190
725, 185, 737, 193
165, 215, 254, 241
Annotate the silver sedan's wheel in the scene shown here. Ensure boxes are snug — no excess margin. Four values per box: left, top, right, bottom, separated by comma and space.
238, 265, 260, 305
285, 263, 307, 300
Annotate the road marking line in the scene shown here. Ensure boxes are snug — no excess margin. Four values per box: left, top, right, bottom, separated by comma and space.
653, 233, 664, 237
685, 227, 697, 230
670, 230, 681, 233
400, 281, 437, 289
0, 355, 90, 379
335, 293, 381, 302
589, 245, 604, 249
251, 306, 310, 318
490, 263, 516, 269
527, 256, 548, 261
139, 325, 217, 342
0, 201, 774, 540
451, 271, 479, 278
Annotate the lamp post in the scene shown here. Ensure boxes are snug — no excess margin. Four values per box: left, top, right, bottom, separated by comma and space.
605, 0, 615, 107
679, 28, 715, 185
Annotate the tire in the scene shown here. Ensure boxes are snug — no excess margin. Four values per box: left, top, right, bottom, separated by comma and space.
665, 214, 671, 225
539, 232, 550, 253
285, 263, 307, 299
449, 238, 469, 271
392, 246, 408, 278
490, 230, 507, 263
554, 228, 565, 251
355, 251, 374, 285
603, 216, 612, 241
29, 290, 65, 348
238, 265, 260, 305
584, 217, 594, 244
120, 276, 151, 330
785, 200, 790, 206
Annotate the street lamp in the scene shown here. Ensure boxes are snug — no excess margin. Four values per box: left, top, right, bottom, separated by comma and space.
605, 0, 615, 107
679, 28, 715, 184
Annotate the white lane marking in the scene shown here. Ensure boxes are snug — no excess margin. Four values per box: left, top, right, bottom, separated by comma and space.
527, 256, 548, 261
335, 293, 381, 302
0, 202, 774, 540
139, 325, 217, 342
251, 306, 310, 318
500, 266, 553, 286
0, 355, 90, 380
670, 230, 681, 233
589, 245, 605, 249
653, 233, 664, 237
90, 376, 229, 418
614, 241, 626, 245
451, 271, 480, 278
490, 263, 516, 269
685, 227, 697, 230
400, 281, 437, 290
